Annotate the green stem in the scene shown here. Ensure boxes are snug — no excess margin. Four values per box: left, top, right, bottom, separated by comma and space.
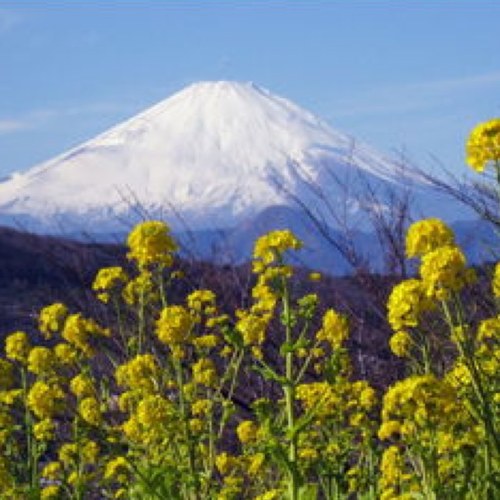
175, 359, 200, 500
282, 278, 299, 500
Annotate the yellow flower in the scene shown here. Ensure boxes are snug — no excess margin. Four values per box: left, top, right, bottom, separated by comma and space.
493, 262, 500, 298
70, 373, 96, 399
58, 442, 78, 465
252, 229, 302, 272
54, 342, 78, 365
104, 456, 130, 482
79, 397, 102, 426
81, 440, 100, 463
40, 485, 60, 499
62, 313, 109, 357
298, 447, 319, 460
41, 461, 62, 481
192, 358, 217, 387
191, 398, 213, 416
309, 272, 322, 281
235, 310, 269, 346
405, 218, 455, 258
27, 346, 56, 376
215, 452, 238, 476
316, 308, 349, 349
156, 305, 194, 345
122, 269, 158, 305
5, 331, 30, 363
466, 118, 500, 172
187, 289, 216, 314
236, 420, 259, 444
135, 394, 171, 427
92, 266, 129, 303
189, 418, 204, 434
477, 316, 500, 342
420, 245, 473, 300
115, 354, 160, 392
389, 331, 412, 358
378, 420, 401, 440
127, 220, 177, 268
247, 452, 265, 476
33, 418, 56, 441
38, 303, 68, 339
192, 334, 219, 349
0, 359, 14, 390
27, 381, 65, 419
379, 445, 403, 491
387, 279, 432, 331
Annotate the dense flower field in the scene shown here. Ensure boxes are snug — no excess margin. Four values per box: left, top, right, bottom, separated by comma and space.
0, 120, 498, 499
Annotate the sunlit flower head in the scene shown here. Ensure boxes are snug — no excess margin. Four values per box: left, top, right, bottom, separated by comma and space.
466, 118, 500, 172
405, 218, 454, 258
5, 331, 30, 364
127, 220, 177, 268
92, 266, 129, 303
38, 303, 68, 339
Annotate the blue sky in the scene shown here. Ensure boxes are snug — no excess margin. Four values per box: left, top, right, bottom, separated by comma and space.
0, 1, 499, 179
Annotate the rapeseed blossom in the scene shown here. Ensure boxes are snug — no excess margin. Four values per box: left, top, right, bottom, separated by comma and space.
115, 354, 160, 392
5, 331, 30, 363
62, 313, 110, 357
27, 380, 65, 419
127, 220, 177, 268
236, 420, 259, 444
387, 279, 431, 331
27, 346, 56, 376
389, 330, 412, 358
252, 229, 302, 273
92, 266, 129, 303
156, 305, 193, 345
316, 308, 349, 349
466, 118, 500, 172
38, 302, 68, 338
405, 218, 454, 258
0, 359, 14, 390
419, 245, 475, 300
493, 262, 500, 298
192, 358, 217, 387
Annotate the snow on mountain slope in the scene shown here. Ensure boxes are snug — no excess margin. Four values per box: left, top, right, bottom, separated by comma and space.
0, 81, 445, 233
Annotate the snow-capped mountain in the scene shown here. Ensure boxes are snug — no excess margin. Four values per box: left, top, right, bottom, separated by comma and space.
0, 80, 449, 235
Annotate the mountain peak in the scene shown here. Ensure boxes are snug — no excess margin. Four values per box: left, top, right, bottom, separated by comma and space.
0, 81, 415, 233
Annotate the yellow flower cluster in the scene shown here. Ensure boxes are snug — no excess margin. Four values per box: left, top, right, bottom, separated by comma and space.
92, 266, 129, 303
466, 118, 500, 172
115, 354, 160, 392
493, 262, 500, 298
156, 305, 194, 345
387, 279, 431, 331
38, 303, 68, 338
0, 359, 13, 390
405, 218, 455, 258
5, 331, 30, 364
62, 313, 110, 357
27, 346, 57, 376
122, 269, 157, 305
252, 229, 302, 273
236, 420, 259, 444
126, 220, 177, 268
69, 373, 96, 399
316, 308, 349, 349
192, 358, 217, 387
27, 380, 65, 419
420, 245, 475, 300
389, 330, 412, 358
78, 396, 102, 426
